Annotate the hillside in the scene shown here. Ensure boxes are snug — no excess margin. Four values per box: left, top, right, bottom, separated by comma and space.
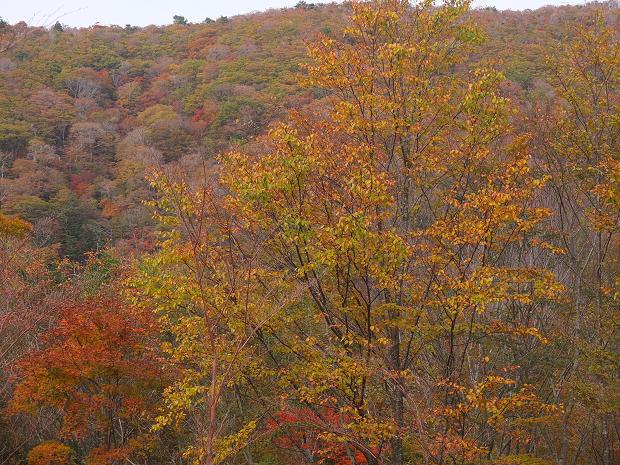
0, 2, 616, 259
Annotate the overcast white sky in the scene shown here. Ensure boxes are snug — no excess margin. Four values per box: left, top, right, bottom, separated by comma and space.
2, 0, 587, 27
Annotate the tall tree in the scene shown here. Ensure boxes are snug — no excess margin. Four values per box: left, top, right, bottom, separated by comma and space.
222, 1, 562, 464
131, 166, 295, 465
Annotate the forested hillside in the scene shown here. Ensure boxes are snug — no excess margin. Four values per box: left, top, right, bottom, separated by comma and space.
0, 1, 615, 260
0, 2, 346, 259
0, 1, 618, 465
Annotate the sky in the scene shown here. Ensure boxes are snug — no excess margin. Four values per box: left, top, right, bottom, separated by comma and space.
2, 0, 588, 28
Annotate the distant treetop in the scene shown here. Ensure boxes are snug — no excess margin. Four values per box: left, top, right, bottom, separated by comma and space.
173, 15, 188, 25
296, 1, 317, 9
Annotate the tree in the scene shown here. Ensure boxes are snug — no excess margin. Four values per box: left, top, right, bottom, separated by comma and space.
296, 1, 317, 9
0, 119, 30, 153
62, 67, 104, 100
26, 89, 75, 146
66, 121, 117, 167
137, 105, 194, 162
9, 297, 166, 465
173, 15, 188, 25
130, 166, 296, 465
49, 188, 102, 261
0, 20, 29, 53
223, 1, 562, 464
267, 406, 382, 465
26, 442, 74, 465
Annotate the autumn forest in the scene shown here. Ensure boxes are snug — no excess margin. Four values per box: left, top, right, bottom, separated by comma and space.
0, 1, 618, 465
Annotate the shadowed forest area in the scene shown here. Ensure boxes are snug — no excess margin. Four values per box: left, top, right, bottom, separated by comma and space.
0, 1, 618, 465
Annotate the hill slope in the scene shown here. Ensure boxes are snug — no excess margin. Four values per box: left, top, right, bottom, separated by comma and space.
0, 1, 617, 259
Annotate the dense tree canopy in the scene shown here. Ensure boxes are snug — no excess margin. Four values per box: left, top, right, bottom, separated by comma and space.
0, 1, 618, 465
